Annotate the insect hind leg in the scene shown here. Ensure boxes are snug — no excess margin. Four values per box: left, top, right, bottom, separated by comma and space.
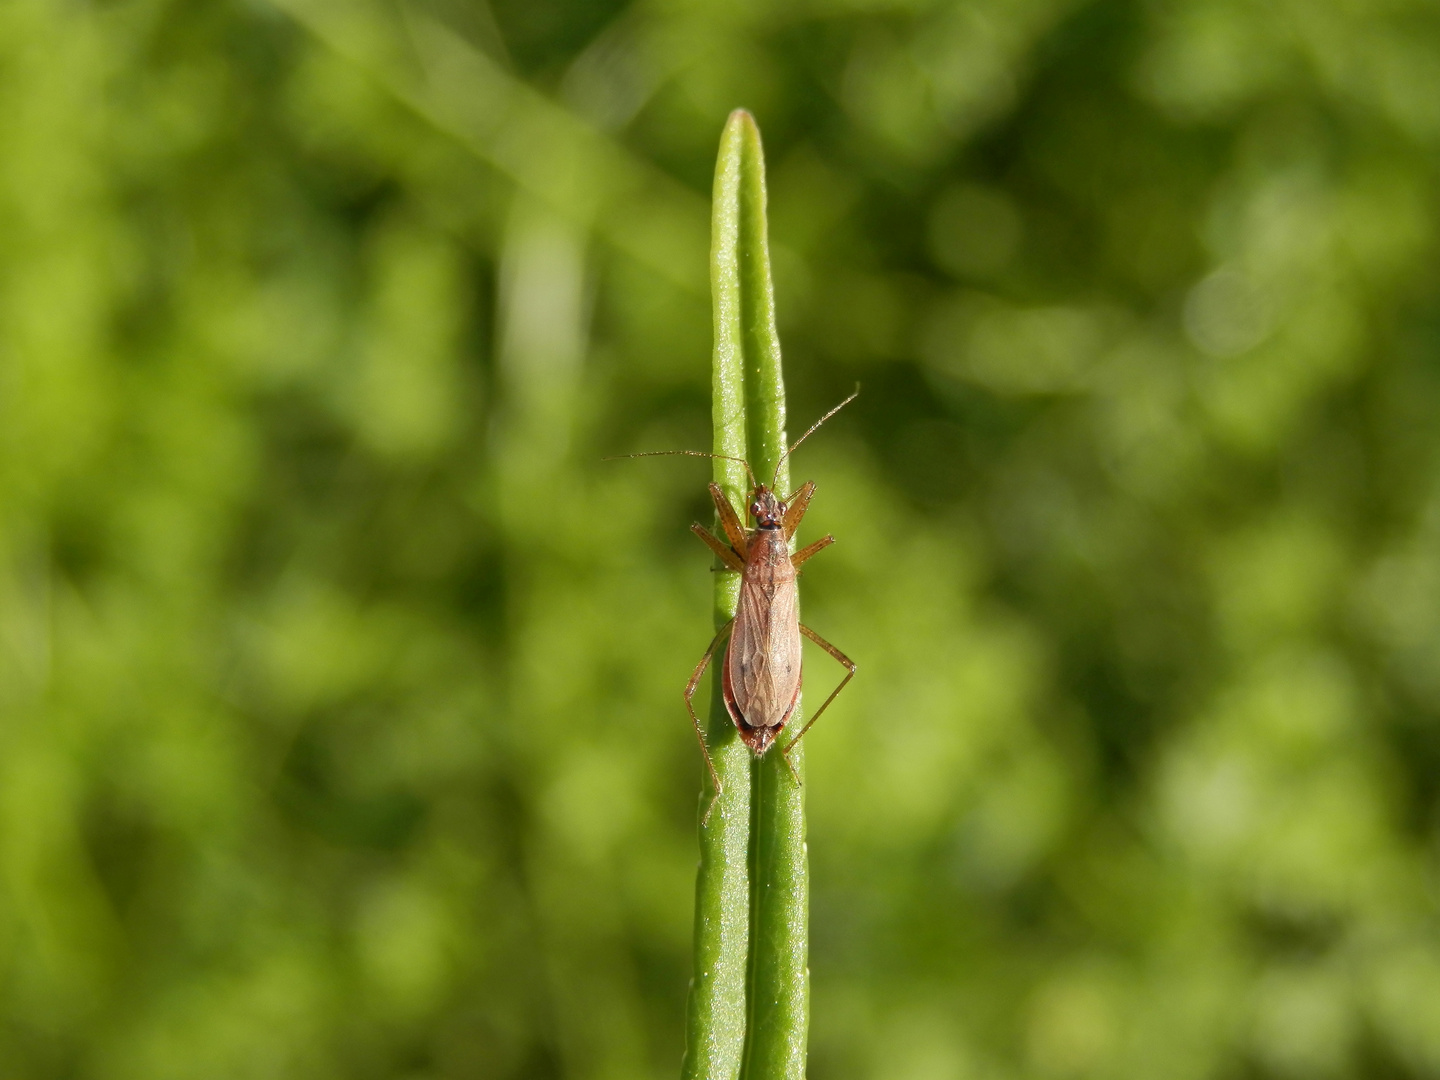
685, 618, 735, 825
780, 623, 856, 776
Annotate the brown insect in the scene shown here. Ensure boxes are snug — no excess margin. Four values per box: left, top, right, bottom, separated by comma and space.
627, 393, 857, 823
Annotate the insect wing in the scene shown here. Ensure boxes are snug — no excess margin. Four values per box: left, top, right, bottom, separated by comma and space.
727, 575, 802, 733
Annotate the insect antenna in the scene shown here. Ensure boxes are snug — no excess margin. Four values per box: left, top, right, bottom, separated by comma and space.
770, 386, 859, 488
606, 449, 759, 489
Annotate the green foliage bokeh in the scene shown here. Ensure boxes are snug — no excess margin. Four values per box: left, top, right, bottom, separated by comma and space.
3, 0, 1440, 1077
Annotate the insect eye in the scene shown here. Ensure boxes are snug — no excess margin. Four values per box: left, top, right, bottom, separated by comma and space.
750, 503, 762, 517
778, 503, 788, 514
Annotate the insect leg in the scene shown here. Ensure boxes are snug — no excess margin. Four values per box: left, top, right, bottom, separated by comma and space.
791, 534, 834, 570
781, 481, 816, 540
691, 523, 745, 571
685, 618, 735, 825
708, 482, 749, 557
781, 624, 856, 772
778, 741, 803, 787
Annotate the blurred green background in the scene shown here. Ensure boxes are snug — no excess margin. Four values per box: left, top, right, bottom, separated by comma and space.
3, 0, 1440, 1076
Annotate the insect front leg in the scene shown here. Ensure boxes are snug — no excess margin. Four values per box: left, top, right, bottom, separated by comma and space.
781, 481, 816, 540
685, 618, 735, 825
708, 482, 749, 558
780, 623, 856, 773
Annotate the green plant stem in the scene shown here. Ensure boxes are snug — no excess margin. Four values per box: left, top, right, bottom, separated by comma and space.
732, 111, 807, 1080
682, 109, 758, 1080
681, 108, 808, 1080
